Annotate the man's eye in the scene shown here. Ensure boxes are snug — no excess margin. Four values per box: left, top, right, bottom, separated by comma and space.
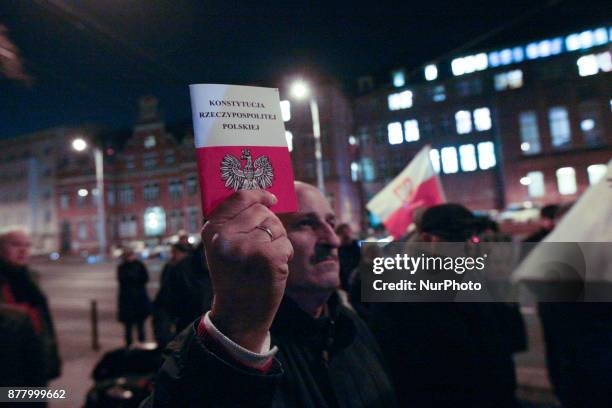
297, 219, 315, 227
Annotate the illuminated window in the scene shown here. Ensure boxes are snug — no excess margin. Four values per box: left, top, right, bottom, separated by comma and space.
477, 142, 496, 170
538, 40, 552, 57
512, 47, 524, 63
565, 33, 581, 51
579, 101, 602, 146
587, 164, 607, 185
451, 53, 488, 76
387, 90, 413, 110
526, 171, 545, 197
285, 131, 293, 152
598, 52, 612, 72
593, 27, 609, 45
441, 147, 458, 174
60, 193, 69, 209
455, 110, 472, 134
280, 100, 291, 122
350, 162, 360, 182
387, 122, 403, 145
578, 54, 599, 76
144, 135, 156, 148
404, 120, 420, 142
361, 158, 375, 181
424, 64, 438, 81
519, 111, 541, 155
144, 207, 166, 236
429, 148, 441, 174
474, 53, 488, 70
433, 85, 446, 102
500, 49, 512, 65
392, 69, 405, 87
526, 43, 539, 59
474, 107, 492, 131
549, 107, 571, 148
556, 167, 577, 195
459, 144, 477, 172
495, 70, 523, 91
550, 38, 563, 55
77, 222, 88, 240
489, 52, 500, 67
579, 30, 594, 49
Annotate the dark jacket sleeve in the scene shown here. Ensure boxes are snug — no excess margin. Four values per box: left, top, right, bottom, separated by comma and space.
144, 322, 283, 407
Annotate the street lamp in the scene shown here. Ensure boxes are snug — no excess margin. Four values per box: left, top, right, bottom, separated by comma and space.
290, 80, 325, 195
72, 137, 107, 258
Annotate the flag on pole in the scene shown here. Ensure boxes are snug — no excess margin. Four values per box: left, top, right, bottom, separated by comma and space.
189, 84, 297, 216
514, 159, 612, 282
367, 145, 445, 239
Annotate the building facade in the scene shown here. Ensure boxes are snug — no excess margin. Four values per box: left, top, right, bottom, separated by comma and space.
5, 25, 611, 252
0, 128, 72, 254
353, 24, 612, 227
55, 97, 202, 255
278, 78, 362, 231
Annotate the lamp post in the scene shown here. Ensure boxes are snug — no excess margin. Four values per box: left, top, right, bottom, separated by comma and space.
290, 80, 325, 195
72, 137, 107, 258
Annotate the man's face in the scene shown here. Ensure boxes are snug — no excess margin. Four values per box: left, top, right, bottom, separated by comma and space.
279, 184, 341, 293
0, 231, 31, 267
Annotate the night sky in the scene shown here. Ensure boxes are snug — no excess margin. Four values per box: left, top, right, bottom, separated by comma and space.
1, 0, 610, 138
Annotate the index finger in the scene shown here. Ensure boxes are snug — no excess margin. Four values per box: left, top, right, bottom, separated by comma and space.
207, 189, 278, 222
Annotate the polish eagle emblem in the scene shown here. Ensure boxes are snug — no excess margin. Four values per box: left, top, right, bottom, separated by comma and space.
220, 148, 274, 191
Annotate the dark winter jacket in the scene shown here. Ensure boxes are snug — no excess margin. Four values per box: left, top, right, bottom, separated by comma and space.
117, 260, 151, 323
143, 294, 397, 407
0, 305, 47, 387
158, 245, 213, 332
370, 302, 522, 408
0, 260, 61, 381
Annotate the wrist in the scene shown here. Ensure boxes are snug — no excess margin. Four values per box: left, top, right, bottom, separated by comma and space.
209, 305, 270, 353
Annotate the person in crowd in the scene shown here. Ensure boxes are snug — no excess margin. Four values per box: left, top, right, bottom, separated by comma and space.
0, 230, 61, 383
177, 230, 194, 251
117, 249, 151, 346
523, 204, 559, 242
0, 304, 47, 387
159, 242, 213, 333
153, 243, 192, 348
336, 223, 361, 290
143, 183, 396, 407
371, 204, 524, 408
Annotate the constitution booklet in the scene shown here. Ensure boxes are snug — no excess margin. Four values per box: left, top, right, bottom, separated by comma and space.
189, 84, 297, 216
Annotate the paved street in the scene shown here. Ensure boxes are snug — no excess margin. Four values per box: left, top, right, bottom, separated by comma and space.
33, 258, 163, 408
33, 258, 556, 407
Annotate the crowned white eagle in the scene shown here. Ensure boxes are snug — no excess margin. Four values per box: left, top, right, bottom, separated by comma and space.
220, 148, 274, 191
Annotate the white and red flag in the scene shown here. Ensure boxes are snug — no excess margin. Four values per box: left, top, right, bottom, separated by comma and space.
367, 145, 445, 239
190, 84, 297, 216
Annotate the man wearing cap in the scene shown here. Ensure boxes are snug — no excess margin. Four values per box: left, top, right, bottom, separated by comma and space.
144, 182, 396, 407
371, 204, 523, 408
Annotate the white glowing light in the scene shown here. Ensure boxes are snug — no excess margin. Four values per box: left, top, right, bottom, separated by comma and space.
72, 138, 87, 152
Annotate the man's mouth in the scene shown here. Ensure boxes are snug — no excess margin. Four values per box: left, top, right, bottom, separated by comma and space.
312, 245, 338, 264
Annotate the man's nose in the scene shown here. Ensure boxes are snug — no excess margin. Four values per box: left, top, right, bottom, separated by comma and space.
318, 224, 341, 248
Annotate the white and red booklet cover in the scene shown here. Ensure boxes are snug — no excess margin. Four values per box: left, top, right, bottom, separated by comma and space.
189, 84, 297, 216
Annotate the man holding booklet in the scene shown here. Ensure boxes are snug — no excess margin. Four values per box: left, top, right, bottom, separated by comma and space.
142, 84, 396, 406
144, 184, 396, 407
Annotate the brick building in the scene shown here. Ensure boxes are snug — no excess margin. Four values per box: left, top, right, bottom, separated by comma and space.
278, 77, 362, 230
353, 24, 612, 227
7, 25, 612, 253
55, 97, 202, 255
